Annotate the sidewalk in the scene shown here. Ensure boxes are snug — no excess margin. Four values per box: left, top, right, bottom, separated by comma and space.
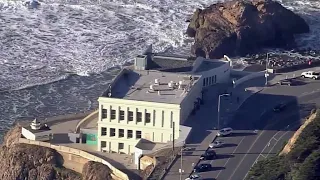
164, 80, 262, 180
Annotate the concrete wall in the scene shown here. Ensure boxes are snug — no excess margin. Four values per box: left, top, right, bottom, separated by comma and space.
180, 78, 202, 124
199, 60, 231, 88
18, 138, 129, 180
21, 128, 35, 140
233, 71, 265, 88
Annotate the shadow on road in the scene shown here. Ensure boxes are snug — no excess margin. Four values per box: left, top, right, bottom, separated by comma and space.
212, 166, 226, 171
229, 132, 256, 137
221, 143, 238, 148
229, 92, 306, 131
216, 154, 235, 159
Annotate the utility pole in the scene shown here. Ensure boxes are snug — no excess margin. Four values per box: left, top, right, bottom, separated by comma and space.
172, 121, 175, 156
179, 141, 185, 180
218, 94, 230, 130
265, 53, 269, 86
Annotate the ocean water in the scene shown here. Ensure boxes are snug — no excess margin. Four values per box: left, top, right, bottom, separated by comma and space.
0, 0, 319, 139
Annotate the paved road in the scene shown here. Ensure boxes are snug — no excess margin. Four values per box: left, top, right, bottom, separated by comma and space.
192, 78, 320, 180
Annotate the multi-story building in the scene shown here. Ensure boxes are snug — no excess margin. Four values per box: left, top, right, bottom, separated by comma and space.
96, 46, 231, 157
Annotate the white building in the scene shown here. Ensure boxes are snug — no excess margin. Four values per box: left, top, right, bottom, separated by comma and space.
96, 46, 231, 163
21, 119, 53, 141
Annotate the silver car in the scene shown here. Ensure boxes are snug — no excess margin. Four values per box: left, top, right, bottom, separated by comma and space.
217, 127, 233, 137
185, 174, 201, 180
209, 141, 224, 148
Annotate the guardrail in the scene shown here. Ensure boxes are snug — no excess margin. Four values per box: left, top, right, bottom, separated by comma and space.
18, 138, 129, 180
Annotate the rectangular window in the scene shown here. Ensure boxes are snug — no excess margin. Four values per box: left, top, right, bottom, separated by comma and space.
211, 76, 214, 84
128, 111, 133, 121
110, 128, 115, 137
119, 129, 124, 138
161, 111, 164, 127
101, 141, 106, 148
209, 77, 212, 85
111, 110, 116, 120
136, 131, 142, 139
119, 143, 124, 150
145, 113, 151, 123
102, 109, 108, 119
203, 78, 206, 87
119, 110, 125, 120
101, 127, 107, 136
214, 75, 217, 83
137, 112, 142, 122
127, 130, 133, 138
206, 78, 209, 86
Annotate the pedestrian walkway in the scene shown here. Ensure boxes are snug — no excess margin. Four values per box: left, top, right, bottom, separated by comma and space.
164, 79, 263, 180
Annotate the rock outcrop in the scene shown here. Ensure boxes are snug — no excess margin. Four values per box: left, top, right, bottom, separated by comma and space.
0, 143, 82, 180
0, 125, 114, 180
82, 161, 113, 180
187, 0, 310, 58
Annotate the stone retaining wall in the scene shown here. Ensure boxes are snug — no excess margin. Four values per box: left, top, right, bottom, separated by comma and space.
18, 138, 129, 180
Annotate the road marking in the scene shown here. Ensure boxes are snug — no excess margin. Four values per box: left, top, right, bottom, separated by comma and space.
243, 119, 302, 180
215, 136, 246, 178
226, 131, 266, 180
265, 122, 301, 158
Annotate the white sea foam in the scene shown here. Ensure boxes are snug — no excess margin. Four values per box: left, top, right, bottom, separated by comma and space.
0, 0, 319, 91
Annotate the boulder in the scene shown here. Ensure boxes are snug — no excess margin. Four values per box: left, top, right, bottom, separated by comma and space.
187, 0, 310, 58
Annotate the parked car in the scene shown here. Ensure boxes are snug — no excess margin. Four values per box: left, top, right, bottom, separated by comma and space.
209, 141, 224, 148
278, 79, 294, 86
301, 71, 319, 79
200, 150, 217, 160
193, 163, 212, 173
273, 103, 286, 112
217, 127, 233, 137
185, 174, 201, 180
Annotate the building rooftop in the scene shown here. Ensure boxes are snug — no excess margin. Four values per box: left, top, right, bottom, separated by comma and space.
104, 69, 201, 104
23, 124, 51, 134
148, 54, 196, 73
194, 60, 227, 73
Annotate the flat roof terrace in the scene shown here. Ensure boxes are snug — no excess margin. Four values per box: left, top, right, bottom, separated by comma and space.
105, 69, 201, 104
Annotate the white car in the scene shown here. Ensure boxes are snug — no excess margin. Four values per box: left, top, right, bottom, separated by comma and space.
217, 127, 233, 137
209, 141, 224, 148
301, 71, 319, 80
185, 174, 201, 180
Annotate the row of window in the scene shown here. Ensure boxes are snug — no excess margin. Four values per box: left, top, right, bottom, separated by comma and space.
102, 109, 151, 123
101, 141, 125, 150
101, 127, 142, 139
203, 75, 217, 87
101, 108, 174, 128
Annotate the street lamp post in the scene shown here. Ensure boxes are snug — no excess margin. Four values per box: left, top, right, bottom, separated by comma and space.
218, 93, 230, 130
265, 53, 270, 86
179, 141, 186, 180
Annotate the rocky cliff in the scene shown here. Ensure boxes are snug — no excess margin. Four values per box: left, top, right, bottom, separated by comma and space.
0, 125, 113, 180
187, 0, 310, 58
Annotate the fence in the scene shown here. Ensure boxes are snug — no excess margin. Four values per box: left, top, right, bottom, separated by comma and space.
18, 138, 129, 180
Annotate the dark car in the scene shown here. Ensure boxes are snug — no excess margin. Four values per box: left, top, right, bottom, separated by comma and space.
278, 79, 294, 86
273, 103, 286, 112
193, 163, 212, 172
200, 150, 217, 160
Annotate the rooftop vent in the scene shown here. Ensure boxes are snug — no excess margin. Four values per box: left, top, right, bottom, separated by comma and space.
155, 79, 159, 85
158, 91, 161, 96
168, 81, 174, 89
150, 85, 154, 91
